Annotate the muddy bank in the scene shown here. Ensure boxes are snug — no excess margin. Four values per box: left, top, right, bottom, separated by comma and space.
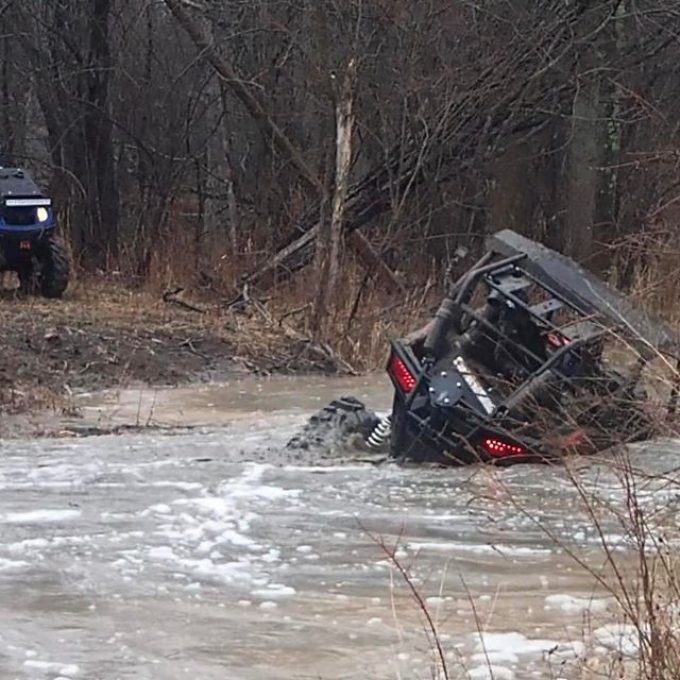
0, 283, 356, 436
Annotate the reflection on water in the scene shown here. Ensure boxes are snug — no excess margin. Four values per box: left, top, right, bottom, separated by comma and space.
0, 376, 678, 679
75, 373, 394, 429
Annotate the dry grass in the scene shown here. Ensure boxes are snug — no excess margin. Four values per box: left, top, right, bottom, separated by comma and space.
114, 225, 680, 373
608, 229, 680, 325
0, 245, 435, 422
107, 234, 440, 371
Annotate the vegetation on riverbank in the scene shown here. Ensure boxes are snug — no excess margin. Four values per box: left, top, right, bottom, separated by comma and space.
0, 265, 434, 421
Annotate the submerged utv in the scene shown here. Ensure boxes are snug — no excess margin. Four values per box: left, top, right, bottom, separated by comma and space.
287, 229, 679, 465
384, 229, 679, 465
0, 168, 69, 298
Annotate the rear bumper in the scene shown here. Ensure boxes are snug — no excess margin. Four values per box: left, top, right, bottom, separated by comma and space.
399, 406, 554, 465
386, 340, 556, 466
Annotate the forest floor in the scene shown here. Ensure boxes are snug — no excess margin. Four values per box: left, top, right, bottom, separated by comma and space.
0, 277, 360, 437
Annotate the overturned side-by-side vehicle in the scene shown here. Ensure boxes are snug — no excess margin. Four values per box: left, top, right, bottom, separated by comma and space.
288, 229, 680, 465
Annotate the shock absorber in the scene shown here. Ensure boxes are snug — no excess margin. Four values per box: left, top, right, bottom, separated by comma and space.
366, 415, 392, 450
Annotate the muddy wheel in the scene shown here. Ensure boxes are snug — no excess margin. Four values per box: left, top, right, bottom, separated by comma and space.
285, 396, 379, 452
38, 236, 70, 299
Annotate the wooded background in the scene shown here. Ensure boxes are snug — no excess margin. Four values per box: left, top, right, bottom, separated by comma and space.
1, 0, 679, 300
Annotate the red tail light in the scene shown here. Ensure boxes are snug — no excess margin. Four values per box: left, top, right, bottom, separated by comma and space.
481, 437, 526, 458
547, 332, 570, 348
388, 355, 417, 393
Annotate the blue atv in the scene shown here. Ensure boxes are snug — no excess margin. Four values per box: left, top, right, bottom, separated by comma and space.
0, 167, 70, 298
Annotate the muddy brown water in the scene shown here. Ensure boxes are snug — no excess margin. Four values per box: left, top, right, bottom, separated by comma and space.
1, 375, 679, 679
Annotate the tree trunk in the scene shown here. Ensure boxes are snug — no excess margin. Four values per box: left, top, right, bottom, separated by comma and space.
82, 0, 119, 270
563, 9, 602, 263
163, 0, 324, 195
219, 84, 239, 253
1, 31, 13, 164
166, 0, 400, 292
311, 59, 358, 338
593, 0, 626, 274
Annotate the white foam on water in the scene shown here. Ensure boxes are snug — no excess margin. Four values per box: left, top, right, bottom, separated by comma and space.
0, 509, 81, 524
545, 593, 609, 614
251, 584, 296, 599
408, 540, 552, 557
466, 631, 556, 680
148, 546, 176, 561
25, 462, 103, 487
137, 462, 304, 593
218, 529, 257, 548
141, 503, 172, 516
471, 649, 518, 665
149, 481, 204, 491
0, 557, 30, 571
473, 631, 560, 658
282, 464, 376, 473
261, 548, 280, 563
5, 536, 86, 555
259, 601, 277, 610
592, 623, 640, 656
3, 409, 672, 680
468, 666, 514, 680
22, 659, 80, 676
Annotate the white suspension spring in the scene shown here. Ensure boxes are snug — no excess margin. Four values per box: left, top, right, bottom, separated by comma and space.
366, 415, 392, 450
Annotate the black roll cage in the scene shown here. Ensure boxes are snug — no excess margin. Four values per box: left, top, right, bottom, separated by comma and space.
420, 231, 680, 418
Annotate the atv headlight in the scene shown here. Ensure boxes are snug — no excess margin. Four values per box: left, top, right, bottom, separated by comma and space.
36, 207, 49, 223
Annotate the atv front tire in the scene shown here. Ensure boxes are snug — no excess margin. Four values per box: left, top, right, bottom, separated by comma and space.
18, 237, 70, 299
39, 237, 70, 298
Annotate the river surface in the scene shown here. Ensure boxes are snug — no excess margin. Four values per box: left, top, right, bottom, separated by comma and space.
1, 375, 679, 680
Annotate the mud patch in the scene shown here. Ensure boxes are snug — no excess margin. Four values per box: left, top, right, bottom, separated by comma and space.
0, 283, 351, 434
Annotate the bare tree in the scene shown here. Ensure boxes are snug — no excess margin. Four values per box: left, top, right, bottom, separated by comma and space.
311, 58, 358, 337
18, 0, 119, 269
0, 0, 676, 317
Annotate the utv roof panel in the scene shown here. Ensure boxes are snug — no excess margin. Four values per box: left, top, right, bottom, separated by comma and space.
0, 168, 44, 199
487, 229, 679, 355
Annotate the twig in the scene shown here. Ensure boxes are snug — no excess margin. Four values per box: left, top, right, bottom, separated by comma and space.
242, 283, 275, 324
314, 340, 358, 375
344, 269, 373, 334
461, 575, 495, 680
278, 303, 311, 325
365, 529, 450, 680
162, 287, 207, 314
178, 338, 211, 360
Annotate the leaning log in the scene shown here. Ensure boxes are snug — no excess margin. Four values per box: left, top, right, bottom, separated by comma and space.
235, 109, 532, 297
